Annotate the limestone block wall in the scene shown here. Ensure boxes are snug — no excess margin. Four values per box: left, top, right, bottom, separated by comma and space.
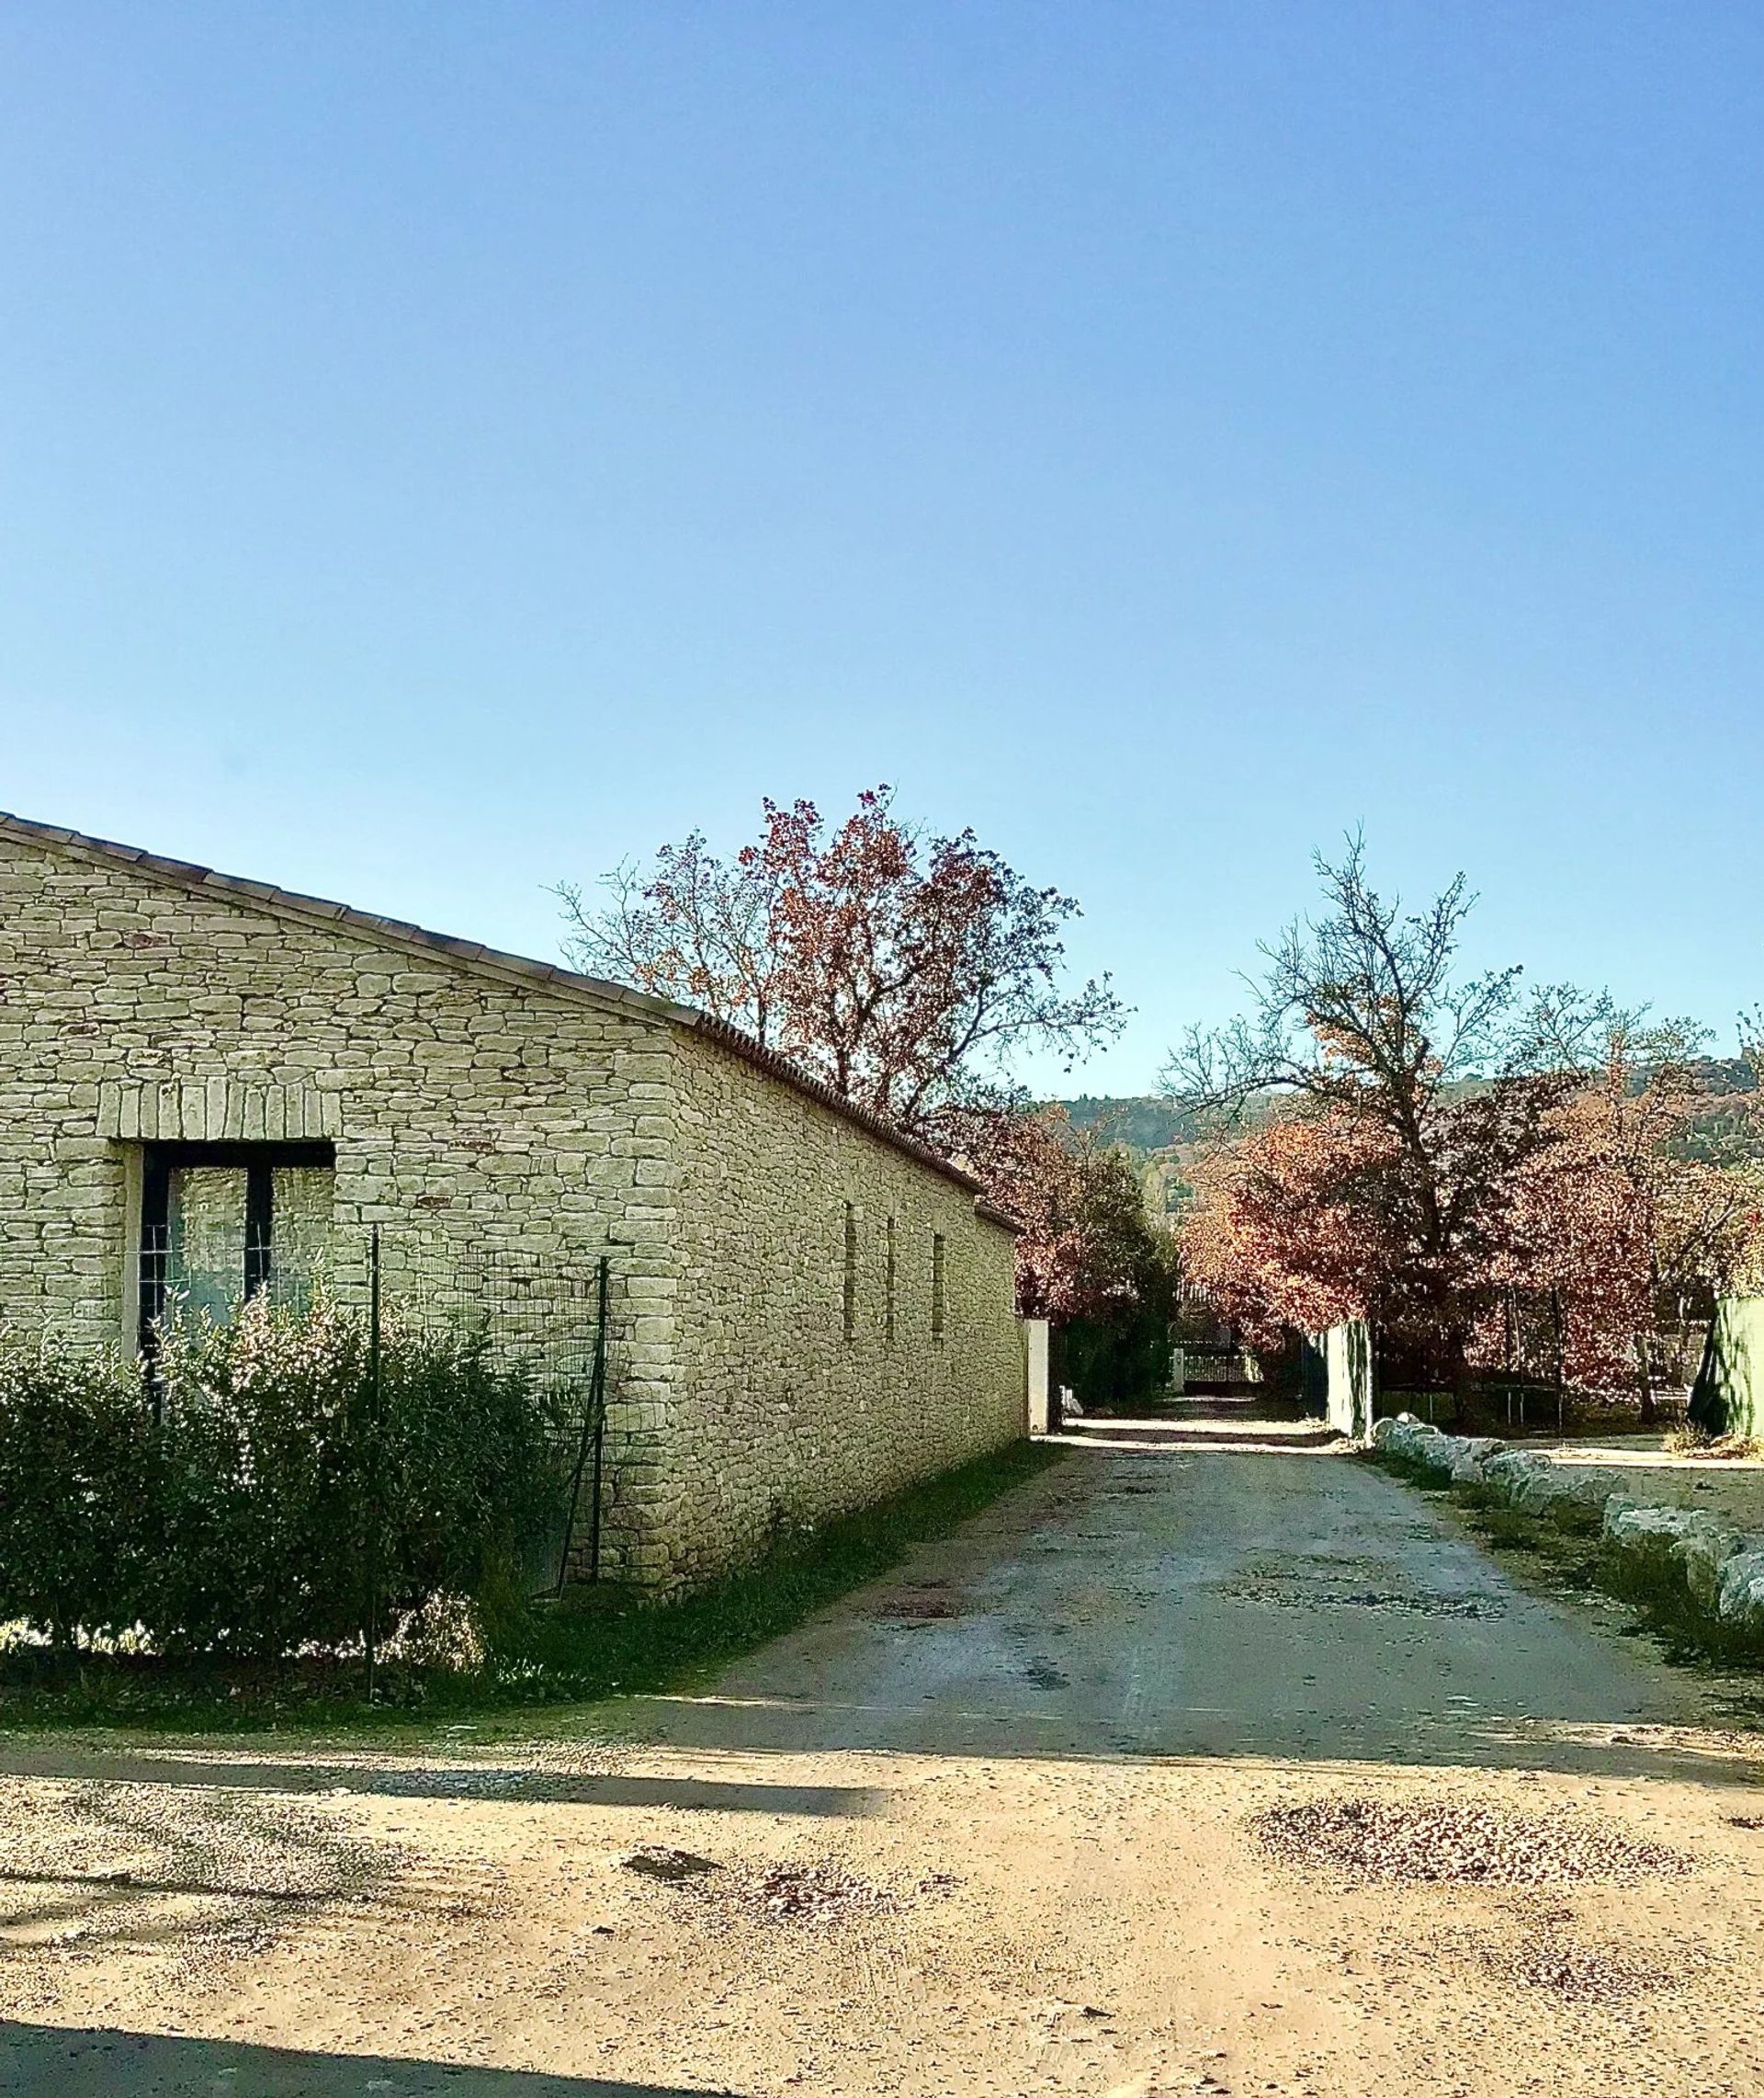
0, 822, 1027, 1592
652, 1025, 1024, 1583
0, 830, 681, 1575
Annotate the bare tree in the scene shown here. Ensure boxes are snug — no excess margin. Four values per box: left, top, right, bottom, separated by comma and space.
557, 829, 786, 1043
1165, 834, 1610, 1119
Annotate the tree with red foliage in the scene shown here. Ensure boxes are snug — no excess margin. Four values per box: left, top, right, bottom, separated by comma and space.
1506, 1022, 1764, 1402
951, 1105, 1177, 1322
560, 788, 1141, 1319
559, 786, 1124, 1145
1179, 1109, 1405, 1349
1173, 850, 1764, 1403
1166, 837, 1596, 1383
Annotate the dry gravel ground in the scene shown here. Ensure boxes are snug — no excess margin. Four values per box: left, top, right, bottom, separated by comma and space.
5, 1403, 1764, 2096
1543, 1434, 1764, 1534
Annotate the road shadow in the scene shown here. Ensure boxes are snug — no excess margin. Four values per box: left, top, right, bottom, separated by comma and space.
1050, 1403, 1347, 1455
0, 1752, 877, 1818
0, 2021, 741, 2095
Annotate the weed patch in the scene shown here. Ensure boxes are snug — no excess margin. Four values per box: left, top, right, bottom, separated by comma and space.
1450, 1493, 1606, 1593
1374, 1453, 1764, 1674
1665, 1424, 1761, 1461
1596, 1544, 1764, 1670
1365, 1449, 1451, 1495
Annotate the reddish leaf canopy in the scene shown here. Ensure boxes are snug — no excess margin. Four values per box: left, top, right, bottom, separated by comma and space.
560, 786, 1125, 1143
1182, 1048, 1764, 1392
952, 1106, 1176, 1322
1505, 1038, 1764, 1386
1180, 1112, 1407, 1350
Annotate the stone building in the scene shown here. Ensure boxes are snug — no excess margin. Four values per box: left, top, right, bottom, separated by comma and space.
0, 811, 1025, 1586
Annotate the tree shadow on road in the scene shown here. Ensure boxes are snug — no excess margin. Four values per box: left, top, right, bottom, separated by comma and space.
0, 2020, 741, 2096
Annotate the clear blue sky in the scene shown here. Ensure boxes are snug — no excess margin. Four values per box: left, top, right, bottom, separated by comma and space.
3, 6, 1760, 1095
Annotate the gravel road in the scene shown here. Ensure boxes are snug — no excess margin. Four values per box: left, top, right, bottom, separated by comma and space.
4, 1407, 1764, 2097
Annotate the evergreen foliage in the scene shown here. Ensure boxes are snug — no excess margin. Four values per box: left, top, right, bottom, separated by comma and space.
0, 1300, 560, 1660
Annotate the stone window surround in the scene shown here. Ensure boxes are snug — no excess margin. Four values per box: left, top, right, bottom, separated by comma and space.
94, 1083, 342, 1350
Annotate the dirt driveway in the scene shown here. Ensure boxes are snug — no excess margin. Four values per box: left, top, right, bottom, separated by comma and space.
5, 1408, 1764, 2097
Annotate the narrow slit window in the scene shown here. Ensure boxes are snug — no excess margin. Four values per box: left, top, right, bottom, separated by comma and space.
884, 1216, 897, 1347
244, 1162, 274, 1298
842, 1203, 858, 1342
931, 1232, 946, 1342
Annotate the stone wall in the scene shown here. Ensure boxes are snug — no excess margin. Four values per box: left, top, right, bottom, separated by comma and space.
653, 1026, 1024, 1583
0, 828, 683, 1575
0, 824, 1026, 1589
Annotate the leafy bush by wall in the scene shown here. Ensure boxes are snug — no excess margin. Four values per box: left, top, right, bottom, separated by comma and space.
0, 1298, 562, 1661
0, 1343, 162, 1646
1055, 1308, 1173, 1406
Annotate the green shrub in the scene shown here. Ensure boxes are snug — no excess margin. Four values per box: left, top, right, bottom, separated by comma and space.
0, 1298, 564, 1662
152, 1298, 373, 1656
0, 1337, 160, 1646
1057, 1309, 1173, 1406
357, 1310, 566, 1644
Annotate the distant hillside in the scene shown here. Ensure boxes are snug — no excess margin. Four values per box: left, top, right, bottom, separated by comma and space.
1061, 1058, 1764, 1174
1060, 1094, 1203, 1156
1679, 1058, 1761, 1162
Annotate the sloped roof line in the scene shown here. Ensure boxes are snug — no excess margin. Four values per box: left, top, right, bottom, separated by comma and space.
0, 809, 1010, 1220
686, 1013, 997, 1199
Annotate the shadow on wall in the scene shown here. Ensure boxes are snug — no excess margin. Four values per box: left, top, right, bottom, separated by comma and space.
0, 2022, 743, 2097
1299, 1320, 1374, 1441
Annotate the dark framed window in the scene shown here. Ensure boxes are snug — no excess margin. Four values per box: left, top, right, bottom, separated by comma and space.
138, 1140, 335, 1354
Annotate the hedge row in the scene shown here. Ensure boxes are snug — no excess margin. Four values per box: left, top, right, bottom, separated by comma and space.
0, 1298, 564, 1660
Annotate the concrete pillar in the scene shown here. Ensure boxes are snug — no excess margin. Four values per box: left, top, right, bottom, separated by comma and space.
1023, 1317, 1051, 1435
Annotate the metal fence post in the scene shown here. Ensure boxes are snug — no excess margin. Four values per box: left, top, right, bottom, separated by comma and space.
555, 1253, 611, 1593
587, 1254, 610, 1584
364, 1224, 382, 1703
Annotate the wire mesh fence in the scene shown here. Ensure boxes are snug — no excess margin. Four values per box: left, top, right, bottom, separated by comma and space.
394, 1237, 616, 1600
1371, 1286, 1568, 1434
138, 1216, 624, 1641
